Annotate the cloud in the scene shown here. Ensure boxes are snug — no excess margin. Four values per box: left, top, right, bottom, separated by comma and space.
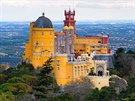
76, 0, 135, 9
1, 0, 135, 9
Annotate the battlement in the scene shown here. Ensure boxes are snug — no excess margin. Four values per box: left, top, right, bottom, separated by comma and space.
64, 10, 75, 15
95, 60, 107, 63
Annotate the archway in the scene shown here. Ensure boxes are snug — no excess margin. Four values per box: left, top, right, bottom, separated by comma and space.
97, 66, 104, 76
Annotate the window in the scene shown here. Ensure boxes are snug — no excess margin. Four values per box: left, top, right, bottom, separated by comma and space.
98, 41, 101, 43
34, 41, 38, 46
71, 15, 73, 18
50, 32, 52, 36
56, 60, 60, 66
78, 66, 80, 76
42, 41, 44, 46
50, 41, 52, 45
58, 67, 60, 71
34, 31, 36, 36
42, 32, 44, 36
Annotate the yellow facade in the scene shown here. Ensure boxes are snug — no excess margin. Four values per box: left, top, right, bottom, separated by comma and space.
23, 22, 55, 69
23, 13, 111, 89
74, 34, 109, 54
53, 53, 110, 89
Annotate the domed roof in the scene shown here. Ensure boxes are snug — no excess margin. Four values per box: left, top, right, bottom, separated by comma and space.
69, 26, 74, 29
34, 13, 53, 28
64, 26, 69, 30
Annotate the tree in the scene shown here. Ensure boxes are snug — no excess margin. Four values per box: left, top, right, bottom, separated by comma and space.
0, 91, 15, 101
33, 57, 59, 99
127, 50, 135, 54
84, 88, 100, 101
84, 87, 117, 101
3, 62, 35, 79
0, 77, 32, 95
114, 48, 135, 77
99, 87, 117, 101
53, 93, 75, 101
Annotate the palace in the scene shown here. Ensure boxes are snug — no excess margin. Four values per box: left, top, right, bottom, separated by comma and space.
23, 10, 110, 89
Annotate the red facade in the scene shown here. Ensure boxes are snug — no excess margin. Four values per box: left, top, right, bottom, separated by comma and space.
64, 10, 76, 33
102, 37, 108, 44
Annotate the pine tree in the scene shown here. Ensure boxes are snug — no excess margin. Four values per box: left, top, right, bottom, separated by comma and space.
33, 57, 59, 99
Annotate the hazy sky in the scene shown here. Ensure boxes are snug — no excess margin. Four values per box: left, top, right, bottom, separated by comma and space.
0, 0, 135, 21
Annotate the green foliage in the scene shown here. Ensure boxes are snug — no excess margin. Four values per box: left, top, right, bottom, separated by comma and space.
84, 88, 100, 101
21, 75, 37, 86
33, 57, 59, 99
108, 68, 119, 75
89, 68, 96, 76
39, 57, 53, 76
0, 82, 31, 94
0, 58, 60, 101
53, 93, 75, 101
84, 87, 117, 101
0, 73, 6, 84
127, 50, 135, 54
111, 48, 135, 100
0, 91, 15, 101
4, 62, 35, 78
7, 77, 25, 83
114, 48, 135, 77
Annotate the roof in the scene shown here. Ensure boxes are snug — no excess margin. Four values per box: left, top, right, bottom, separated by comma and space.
34, 13, 53, 28
55, 31, 64, 35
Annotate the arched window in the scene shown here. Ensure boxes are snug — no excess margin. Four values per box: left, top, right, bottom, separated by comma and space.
42, 41, 44, 46
78, 66, 80, 76
97, 66, 104, 76
33, 31, 36, 36
42, 32, 44, 36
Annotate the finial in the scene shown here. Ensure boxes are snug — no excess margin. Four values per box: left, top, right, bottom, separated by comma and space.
42, 12, 45, 16
69, 8, 71, 11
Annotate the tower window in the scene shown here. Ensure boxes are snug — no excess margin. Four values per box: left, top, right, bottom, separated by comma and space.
56, 60, 60, 66
71, 15, 73, 18
58, 67, 60, 71
34, 41, 38, 46
50, 32, 52, 36
50, 41, 52, 45
42, 41, 44, 46
42, 32, 44, 36
34, 31, 36, 36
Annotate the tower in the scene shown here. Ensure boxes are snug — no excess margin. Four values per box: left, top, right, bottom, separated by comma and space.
23, 13, 55, 69
64, 9, 76, 33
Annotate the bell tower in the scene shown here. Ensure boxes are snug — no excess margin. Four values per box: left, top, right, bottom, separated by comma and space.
64, 9, 76, 33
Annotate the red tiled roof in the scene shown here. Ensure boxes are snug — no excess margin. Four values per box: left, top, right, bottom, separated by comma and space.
55, 32, 64, 35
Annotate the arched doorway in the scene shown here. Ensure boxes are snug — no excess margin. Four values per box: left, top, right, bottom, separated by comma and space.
97, 66, 104, 76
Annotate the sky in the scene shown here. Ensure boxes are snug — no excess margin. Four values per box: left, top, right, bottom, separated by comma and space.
0, 0, 135, 21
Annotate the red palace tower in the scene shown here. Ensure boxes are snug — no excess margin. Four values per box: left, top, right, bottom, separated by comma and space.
64, 9, 76, 33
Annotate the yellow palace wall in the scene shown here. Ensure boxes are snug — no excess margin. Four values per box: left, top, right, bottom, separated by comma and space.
23, 22, 55, 69
74, 35, 108, 54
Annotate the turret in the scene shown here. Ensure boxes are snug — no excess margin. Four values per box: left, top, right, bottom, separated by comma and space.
64, 9, 76, 34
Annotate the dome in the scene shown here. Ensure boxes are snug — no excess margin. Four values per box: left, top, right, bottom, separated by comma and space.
69, 26, 74, 29
64, 26, 69, 30
34, 13, 53, 28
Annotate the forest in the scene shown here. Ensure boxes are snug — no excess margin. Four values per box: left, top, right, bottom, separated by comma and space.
0, 48, 135, 101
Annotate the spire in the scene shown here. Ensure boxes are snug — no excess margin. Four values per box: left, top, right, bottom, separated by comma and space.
42, 12, 45, 16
